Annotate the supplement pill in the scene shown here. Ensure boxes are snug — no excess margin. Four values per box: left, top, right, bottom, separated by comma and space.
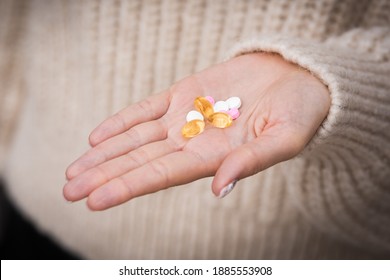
226, 97, 242, 109
209, 112, 233, 128
194, 97, 214, 120
181, 120, 205, 138
227, 108, 240, 120
205, 96, 215, 105
186, 110, 204, 122
213, 101, 229, 112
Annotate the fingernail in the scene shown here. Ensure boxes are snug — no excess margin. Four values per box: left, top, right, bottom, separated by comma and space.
218, 179, 238, 199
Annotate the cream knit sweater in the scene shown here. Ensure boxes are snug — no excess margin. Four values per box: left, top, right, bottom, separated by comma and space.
1, 0, 389, 259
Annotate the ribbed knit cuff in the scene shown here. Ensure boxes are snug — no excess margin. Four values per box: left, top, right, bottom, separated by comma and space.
226, 35, 390, 252
226, 33, 390, 151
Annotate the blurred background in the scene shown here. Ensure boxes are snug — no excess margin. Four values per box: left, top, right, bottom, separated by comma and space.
0, 179, 79, 259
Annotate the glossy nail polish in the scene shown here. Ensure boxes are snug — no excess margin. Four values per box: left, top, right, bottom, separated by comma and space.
218, 180, 238, 199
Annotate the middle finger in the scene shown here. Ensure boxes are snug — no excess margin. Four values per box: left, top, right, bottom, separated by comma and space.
66, 118, 168, 179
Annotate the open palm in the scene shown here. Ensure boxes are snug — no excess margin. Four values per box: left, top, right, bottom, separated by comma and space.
64, 53, 330, 210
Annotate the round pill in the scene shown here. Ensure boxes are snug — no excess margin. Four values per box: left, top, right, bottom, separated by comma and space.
205, 96, 215, 105
209, 112, 233, 128
213, 101, 229, 112
186, 110, 204, 122
226, 96, 241, 109
194, 97, 214, 120
181, 120, 205, 138
227, 108, 240, 119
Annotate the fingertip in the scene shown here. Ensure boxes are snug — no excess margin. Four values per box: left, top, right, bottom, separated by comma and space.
63, 185, 71, 201
65, 164, 78, 181
211, 146, 257, 198
212, 163, 239, 198
87, 189, 115, 211
63, 181, 77, 202
211, 175, 225, 197
86, 197, 102, 211
218, 180, 238, 198
214, 152, 244, 186
64, 172, 93, 203
88, 118, 112, 147
66, 159, 90, 180
211, 175, 239, 199
66, 148, 103, 180
88, 130, 101, 147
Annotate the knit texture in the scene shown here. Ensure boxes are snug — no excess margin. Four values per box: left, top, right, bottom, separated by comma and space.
227, 31, 390, 250
0, 0, 389, 259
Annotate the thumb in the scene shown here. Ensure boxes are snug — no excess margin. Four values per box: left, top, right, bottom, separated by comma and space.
212, 129, 303, 198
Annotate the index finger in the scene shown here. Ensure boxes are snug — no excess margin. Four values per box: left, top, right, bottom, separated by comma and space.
89, 90, 172, 146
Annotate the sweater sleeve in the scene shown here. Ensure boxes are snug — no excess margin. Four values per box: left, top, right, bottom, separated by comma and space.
227, 28, 390, 252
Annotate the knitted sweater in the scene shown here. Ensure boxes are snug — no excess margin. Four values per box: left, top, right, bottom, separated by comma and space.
0, 0, 389, 259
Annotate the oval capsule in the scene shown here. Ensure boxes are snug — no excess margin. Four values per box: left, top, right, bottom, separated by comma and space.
209, 112, 233, 128
194, 97, 214, 120
181, 119, 206, 138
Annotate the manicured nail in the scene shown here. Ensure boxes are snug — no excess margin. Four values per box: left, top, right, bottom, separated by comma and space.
218, 180, 238, 199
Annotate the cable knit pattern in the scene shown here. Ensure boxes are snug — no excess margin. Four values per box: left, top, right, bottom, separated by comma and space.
0, 0, 389, 259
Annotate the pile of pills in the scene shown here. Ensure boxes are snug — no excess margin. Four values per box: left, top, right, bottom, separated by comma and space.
181, 96, 242, 138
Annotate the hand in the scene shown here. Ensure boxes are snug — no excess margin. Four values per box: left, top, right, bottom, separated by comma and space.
63, 53, 330, 210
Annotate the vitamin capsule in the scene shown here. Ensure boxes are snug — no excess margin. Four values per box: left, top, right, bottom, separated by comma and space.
213, 101, 229, 112
205, 96, 215, 105
194, 97, 214, 120
226, 96, 242, 109
227, 108, 240, 120
181, 119, 205, 138
186, 110, 204, 122
209, 112, 233, 128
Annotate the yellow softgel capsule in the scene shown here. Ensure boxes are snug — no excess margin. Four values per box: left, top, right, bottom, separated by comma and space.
181, 119, 206, 138
209, 112, 233, 128
194, 97, 214, 120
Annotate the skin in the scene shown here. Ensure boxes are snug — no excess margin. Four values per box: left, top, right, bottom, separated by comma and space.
63, 53, 331, 211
